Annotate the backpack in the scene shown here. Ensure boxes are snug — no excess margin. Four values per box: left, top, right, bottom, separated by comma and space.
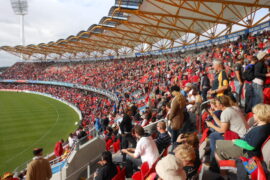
243, 64, 255, 81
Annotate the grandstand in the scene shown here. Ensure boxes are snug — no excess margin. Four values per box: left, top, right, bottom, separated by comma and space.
0, 67, 8, 74
0, 0, 270, 180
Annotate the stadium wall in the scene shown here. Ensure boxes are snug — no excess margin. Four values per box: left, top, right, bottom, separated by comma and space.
51, 137, 105, 180
0, 89, 82, 121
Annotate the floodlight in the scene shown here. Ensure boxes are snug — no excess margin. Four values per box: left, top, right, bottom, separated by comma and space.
11, 0, 28, 15
10, 0, 28, 46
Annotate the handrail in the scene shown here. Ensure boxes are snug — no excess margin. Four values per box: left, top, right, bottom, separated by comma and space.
143, 119, 167, 134
49, 127, 98, 168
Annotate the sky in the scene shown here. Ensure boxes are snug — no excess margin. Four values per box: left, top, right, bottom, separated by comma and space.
0, 0, 115, 67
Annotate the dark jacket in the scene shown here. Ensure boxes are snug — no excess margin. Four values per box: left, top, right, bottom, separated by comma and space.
156, 132, 171, 153
243, 123, 270, 157
95, 162, 118, 180
201, 74, 210, 89
120, 114, 133, 134
254, 61, 267, 81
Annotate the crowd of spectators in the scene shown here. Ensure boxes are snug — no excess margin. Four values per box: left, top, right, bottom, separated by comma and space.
1, 29, 270, 179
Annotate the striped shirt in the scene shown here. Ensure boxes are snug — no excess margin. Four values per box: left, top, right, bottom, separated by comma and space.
156, 132, 171, 153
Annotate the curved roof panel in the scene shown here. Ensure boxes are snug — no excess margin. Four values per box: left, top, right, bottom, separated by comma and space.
1, 0, 270, 60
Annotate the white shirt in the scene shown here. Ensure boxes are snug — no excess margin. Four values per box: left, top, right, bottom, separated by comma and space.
134, 136, 159, 167
186, 94, 196, 111
221, 107, 248, 137
68, 136, 75, 147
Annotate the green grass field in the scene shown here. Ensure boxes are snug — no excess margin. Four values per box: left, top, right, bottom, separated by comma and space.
0, 91, 79, 174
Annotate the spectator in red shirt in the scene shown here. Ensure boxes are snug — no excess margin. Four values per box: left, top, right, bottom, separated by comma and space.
54, 139, 64, 157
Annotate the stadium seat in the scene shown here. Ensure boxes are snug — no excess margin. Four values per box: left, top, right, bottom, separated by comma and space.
245, 112, 254, 122
112, 166, 126, 180
88, 135, 93, 140
218, 136, 270, 178
132, 162, 149, 180
251, 157, 267, 180
113, 139, 121, 153
132, 148, 167, 180
238, 156, 268, 180
111, 135, 116, 142
132, 171, 142, 180
261, 135, 270, 171
224, 130, 240, 140
201, 111, 209, 133
250, 156, 267, 180
105, 139, 113, 151
199, 128, 209, 144
218, 159, 237, 172
141, 162, 150, 177
263, 87, 270, 104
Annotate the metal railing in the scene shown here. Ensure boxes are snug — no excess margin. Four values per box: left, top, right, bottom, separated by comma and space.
50, 127, 98, 168
143, 119, 167, 134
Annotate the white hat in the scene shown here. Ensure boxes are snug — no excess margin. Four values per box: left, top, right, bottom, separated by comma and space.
257, 51, 267, 60
156, 154, 186, 180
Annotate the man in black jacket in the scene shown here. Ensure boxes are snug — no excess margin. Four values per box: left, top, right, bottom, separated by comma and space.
77, 127, 87, 145
200, 72, 211, 101
94, 151, 118, 180
252, 51, 270, 106
244, 56, 257, 113
120, 109, 136, 149
233, 57, 244, 104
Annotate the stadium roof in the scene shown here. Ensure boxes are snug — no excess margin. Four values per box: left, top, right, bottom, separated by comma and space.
1, 0, 270, 60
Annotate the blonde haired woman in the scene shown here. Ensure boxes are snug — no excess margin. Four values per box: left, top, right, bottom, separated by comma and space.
215, 103, 270, 161
174, 144, 198, 180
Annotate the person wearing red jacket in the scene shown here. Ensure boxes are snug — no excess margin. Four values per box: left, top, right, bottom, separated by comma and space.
54, 139, 64, 157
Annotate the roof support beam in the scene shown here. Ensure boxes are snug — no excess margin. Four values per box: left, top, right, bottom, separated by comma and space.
154, 0, 249, 27
27, 46, 63, 55
68, 41, 108, 52
99, 25, 166, 39
184, 0, 270, 8
78, 38, 122, 50
79, 38, 134, 49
